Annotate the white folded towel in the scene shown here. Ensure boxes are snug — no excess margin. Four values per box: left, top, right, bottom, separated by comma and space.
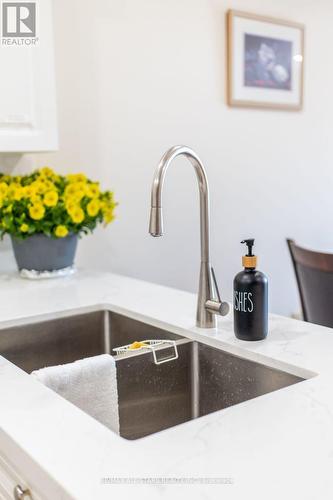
31, 354, 119, 434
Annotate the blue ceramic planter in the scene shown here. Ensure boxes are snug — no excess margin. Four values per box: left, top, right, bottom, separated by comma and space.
11, 234, 78, 271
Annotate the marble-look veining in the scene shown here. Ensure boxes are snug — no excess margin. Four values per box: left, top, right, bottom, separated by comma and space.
0, 270, 333, 499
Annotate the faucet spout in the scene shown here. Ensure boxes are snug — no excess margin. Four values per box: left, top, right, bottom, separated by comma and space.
149, 145, 229, 328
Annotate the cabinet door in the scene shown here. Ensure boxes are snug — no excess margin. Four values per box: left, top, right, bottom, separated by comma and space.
0, 0, 58, 152
0, 453, 42, 500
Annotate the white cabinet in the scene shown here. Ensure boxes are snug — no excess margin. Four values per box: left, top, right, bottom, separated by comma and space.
0, 453, 42, 500
0, 0, 58, 152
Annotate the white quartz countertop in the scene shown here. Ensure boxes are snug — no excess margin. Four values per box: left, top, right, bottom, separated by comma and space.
0, 270, 333, 500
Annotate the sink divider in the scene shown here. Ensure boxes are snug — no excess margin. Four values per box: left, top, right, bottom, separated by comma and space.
191, 342, 200, 419
103, 310, 111, 354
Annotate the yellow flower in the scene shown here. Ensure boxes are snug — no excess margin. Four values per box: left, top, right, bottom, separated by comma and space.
69, 206, 84, 224
7, 183, 19, 199
39, 167, 54, 177
86, 199, 100, 217
64, 184, 77, 198
65, 182, 86, 202
23, 185, 37, 198
103, 208, 115, 225
30, 194, 42, 205
85, 183, 100, 198
31, 181, 46, 195
55, 225, 68, 238
65, 199, 77, 213
67, 173, 87, 183
0, 182, 8, 196
74, 181, 86, 194
72, 191, 85, 203
29, 203, 45, 220
42, 180, 56, 191
20, 223, 29, 233
43, 190, 59, 207
13, 187, 23, 201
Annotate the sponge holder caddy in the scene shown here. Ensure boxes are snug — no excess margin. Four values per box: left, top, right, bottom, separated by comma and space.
113, 339, 179, 365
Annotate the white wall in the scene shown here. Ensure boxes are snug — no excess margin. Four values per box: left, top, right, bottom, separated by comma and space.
36, 0, 333, 316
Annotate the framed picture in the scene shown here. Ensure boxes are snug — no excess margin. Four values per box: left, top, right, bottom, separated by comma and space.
227, 10, 304, 110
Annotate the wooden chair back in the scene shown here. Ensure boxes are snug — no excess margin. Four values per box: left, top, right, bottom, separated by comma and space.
287, 239, 333, 327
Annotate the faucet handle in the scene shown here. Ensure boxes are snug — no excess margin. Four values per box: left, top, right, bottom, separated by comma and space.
205, 267, 230, 317
211, 267, 222, 303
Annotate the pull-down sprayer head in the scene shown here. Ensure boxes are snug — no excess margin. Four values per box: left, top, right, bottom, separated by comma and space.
149, 207, 163, 237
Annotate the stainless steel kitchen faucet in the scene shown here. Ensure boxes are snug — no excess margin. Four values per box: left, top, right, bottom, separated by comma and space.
149, 145, 229, 328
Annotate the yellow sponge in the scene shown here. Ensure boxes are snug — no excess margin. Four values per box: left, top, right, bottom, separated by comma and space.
128, 341, 146, 350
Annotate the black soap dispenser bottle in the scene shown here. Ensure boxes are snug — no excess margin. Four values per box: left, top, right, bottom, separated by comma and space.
233, 239, 268, 341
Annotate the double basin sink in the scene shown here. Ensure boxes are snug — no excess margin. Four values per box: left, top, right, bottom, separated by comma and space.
0, 309, 305, 440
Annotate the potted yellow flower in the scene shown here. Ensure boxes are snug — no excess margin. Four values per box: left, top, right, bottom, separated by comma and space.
0, 167, 117, 275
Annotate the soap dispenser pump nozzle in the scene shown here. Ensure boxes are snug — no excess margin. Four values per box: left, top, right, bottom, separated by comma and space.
241, 239, 255, 256
241, 238, 257, 268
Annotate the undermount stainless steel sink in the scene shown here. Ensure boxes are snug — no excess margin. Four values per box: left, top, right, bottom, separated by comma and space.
0, 309, 305, 440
